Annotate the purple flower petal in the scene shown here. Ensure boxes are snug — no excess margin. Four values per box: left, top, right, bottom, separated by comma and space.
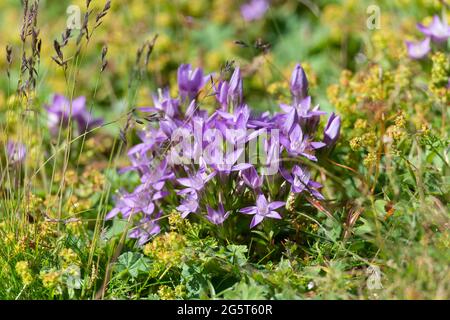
406, 37, 431, 59
250, 214, 264, 228
268, 201, 285, 210
240, 206, 257, 214
241, 0, 269, 22
267, 211, 282, 219
417, 15, 450, 43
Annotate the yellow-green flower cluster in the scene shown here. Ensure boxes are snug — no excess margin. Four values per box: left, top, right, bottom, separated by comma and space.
157, 284, 186, 300
40, 269, 62, 293
430, 52, 450, 105
60, 248, 80, 268
15, 261, 33, 285
143, 232, 187, 266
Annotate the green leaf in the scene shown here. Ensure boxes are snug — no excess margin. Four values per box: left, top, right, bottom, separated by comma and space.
225, 245, 248, 267
223, 278, 268, 300
374, 200, 387, 218
103, 219, 129, 241
115, 252, 151, 279
181, 263, 209, 298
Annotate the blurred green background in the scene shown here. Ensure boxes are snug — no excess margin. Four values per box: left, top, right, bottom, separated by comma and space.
1, 0, 445, 122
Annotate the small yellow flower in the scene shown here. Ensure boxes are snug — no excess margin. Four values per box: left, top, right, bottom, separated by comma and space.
350, 137, 362, 150
60, 248, 79, 267
66, 220, 83, 235
65, 170, 79, 185
431, 52, 449, 87
355, 119, 367, 130
15, 261, 33, 285
326, 84, 340, 106
158, 285, 176, 300
168, 211, 184, 231
40, 269, 61, 290
339, 70, 353, 87
394, 112, 406, 128
362, 132, 377, 147
363, 152, 377, 167
143, 232, 186, 265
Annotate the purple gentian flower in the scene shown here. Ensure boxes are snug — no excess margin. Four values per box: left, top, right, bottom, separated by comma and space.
240, 166, 263, 190
206, 203, 230, 225
177, 193, 199, 218
417, 15, 450, 43
185, 99, 208, 119
129, 213, 161, 245
280, 96, 326, 133
210, 147, 252, 173
286, 124, 308, 155
290, 64, 309, 104
240, 194, 284, 228
215, 106, 250, 140
281, 165, 324, 199
46, 94, 103, 134
241, 0, 269, 22
324, 113, 341, 147
177, 64, 207, 101
136, 126, 168, 149
406, 37, 431, 59
177, 169, 216, 192
216, 80, 230, 109
215, 67, 243, 109
106, 188, 155, 220
139, 89, 180, 119
6, 140, 26, 165
106, 190, 134, 220
140, 159, 175, 191
281, 124, 324, 161
177, 190, 199, 218
228, 67, 243, 106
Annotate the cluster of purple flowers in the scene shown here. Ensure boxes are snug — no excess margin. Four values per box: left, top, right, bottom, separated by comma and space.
406, 15, 450, 59
5, 95, 102, 169
107, 62, 340, 245
45, 94, 103, 135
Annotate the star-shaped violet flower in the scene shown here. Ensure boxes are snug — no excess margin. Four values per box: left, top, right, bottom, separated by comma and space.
280, 96, 326, 133
281, 124, 325, 161
281, 165, 324, 199
210, 147, 252, 173
177, 163, 216, 193
240, 194, 284, 228
106, 188, 155, 220
240, 166, 263, 190
406, 37, 431, 60
138, 88, 180, 119
206, 203, 231, 225
140, 159, 175, 191
129, 212, 162, 246
417, 15, 450, 43
176, 189, 199, 218
46, 94, 103, 135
